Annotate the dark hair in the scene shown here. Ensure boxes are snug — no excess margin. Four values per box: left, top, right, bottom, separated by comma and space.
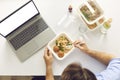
61, 63, 97, 80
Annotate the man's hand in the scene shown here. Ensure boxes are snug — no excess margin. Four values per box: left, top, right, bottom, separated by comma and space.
44, 48, 54, 67
74, 40, 116, 65
44, 48, 54, 80
74, 40, 90, 53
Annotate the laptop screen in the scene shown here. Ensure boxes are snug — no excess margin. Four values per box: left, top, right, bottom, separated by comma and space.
0, 1, 39, 37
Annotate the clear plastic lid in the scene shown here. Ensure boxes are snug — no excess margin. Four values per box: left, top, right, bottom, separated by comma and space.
77, 0, 104, 24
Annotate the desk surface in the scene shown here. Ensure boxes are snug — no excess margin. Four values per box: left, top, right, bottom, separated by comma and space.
0, 0, 120, 75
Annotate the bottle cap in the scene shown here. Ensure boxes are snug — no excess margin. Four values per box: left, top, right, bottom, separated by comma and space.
68, 5, 72, 13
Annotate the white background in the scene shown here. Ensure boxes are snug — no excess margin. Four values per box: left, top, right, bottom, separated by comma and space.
0, 0, 120, 75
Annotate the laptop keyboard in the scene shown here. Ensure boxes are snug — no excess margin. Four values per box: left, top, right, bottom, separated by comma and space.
9, 18, 48, 50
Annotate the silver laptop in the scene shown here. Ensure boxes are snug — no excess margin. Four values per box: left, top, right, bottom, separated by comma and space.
0, 0, 56, 62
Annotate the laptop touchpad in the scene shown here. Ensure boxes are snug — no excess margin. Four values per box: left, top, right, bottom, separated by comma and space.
17, 40, 39, 60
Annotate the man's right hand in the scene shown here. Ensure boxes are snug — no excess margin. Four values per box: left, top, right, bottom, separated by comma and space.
74, 40, 116, 65
74, 40, 90, 53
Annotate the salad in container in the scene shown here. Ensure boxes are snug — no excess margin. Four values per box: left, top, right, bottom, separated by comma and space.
77, 0, 104, 30
47, 33, 74, 60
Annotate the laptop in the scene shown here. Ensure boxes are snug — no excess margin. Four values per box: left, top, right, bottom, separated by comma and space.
0, 0, 56, 62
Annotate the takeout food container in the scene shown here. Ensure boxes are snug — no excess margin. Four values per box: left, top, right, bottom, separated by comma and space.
81, 16, 106, 30
47, 33, 74, 60
77, 0, 104, 25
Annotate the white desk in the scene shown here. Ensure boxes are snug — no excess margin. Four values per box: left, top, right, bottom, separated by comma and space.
0, 0, 120, 75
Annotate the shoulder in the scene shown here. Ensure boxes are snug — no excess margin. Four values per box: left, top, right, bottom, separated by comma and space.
96, 58, 120, 80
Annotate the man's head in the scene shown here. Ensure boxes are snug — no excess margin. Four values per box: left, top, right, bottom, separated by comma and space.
61, 63, 97, 80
